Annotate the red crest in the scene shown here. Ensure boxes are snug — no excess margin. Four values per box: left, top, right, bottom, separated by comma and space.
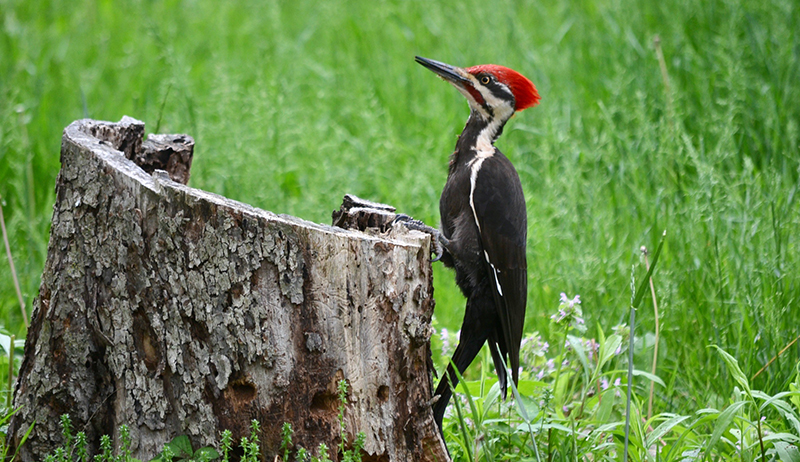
466, 64, 541, 111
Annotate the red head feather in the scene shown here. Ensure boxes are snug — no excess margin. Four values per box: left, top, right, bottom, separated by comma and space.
466, 64, 541, 111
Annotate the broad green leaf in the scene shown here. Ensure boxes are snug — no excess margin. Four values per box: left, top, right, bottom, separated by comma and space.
166, 435, 193, 458
594, 389, 614, 423
482, 381, 501, 418
632, 369, 666, 387
774, 441, 800, 462
756, 392, 800, 435
598, 334, 622, 370
515, 379, 547, 396
194, 447, 221, 461
607, 369, 665, 387
758, 432, 800, 444
702, 400, 748, 461
646, 414, 691, 447
710, 345, 751, 398
567, 334, 591, 382
0, 333, 11, 355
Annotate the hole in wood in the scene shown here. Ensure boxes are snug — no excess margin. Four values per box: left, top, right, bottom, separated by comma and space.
377, 385, 389, 402
310, 391, 338, 413
223, 377, 258, 412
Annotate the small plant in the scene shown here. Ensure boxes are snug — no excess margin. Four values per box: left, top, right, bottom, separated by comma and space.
0, 407, 32, 462
59, 414, 73, 462
218, 429, 232, 462
150, 434, 219, 462
240, 420, 260, 462
75, 432, 88, 462
335, 380, 365, 462
277, 380, 365, 461
280, 423, 293, 461
312, 443, 329, 462
97, 434, 113, 462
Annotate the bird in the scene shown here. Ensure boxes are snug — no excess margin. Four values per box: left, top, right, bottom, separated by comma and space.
397, 56, 539, 431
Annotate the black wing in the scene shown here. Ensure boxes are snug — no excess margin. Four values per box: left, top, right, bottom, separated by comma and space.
471, 150, 528, 393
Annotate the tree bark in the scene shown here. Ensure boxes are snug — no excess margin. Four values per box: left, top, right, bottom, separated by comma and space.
10, 117, 449, 461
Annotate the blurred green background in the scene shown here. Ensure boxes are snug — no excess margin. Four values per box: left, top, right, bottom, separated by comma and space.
1, 0, 798, 413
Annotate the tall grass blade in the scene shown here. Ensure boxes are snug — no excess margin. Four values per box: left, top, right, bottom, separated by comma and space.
632, 231, 667, 310
508, 375, 542, 462
625, 230, 666, 462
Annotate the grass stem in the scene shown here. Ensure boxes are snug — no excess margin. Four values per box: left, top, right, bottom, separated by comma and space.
623, 303, 636, 462
751, 333, 800, 382
643, 247, 660, 421
0, 197, 28, 329
7, 334, 14, 408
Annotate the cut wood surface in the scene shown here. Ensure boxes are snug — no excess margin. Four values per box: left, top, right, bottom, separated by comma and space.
10, 117, 449, 461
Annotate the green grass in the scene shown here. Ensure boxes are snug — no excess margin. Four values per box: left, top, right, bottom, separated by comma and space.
1, 0, 799, 447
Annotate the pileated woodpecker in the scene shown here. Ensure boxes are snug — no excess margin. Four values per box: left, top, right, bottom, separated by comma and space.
398, 56, 540, 430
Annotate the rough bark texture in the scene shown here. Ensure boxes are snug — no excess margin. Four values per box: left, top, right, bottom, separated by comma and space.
10, 117, 449, 461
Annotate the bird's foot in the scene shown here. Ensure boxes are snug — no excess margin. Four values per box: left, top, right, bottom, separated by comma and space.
393, 214, 445, 262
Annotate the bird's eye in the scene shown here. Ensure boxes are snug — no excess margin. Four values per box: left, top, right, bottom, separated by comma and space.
480, 75, 491, 85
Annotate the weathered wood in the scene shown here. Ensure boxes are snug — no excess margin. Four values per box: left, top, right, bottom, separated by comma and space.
331, 194, 397, 233
10, 117, 449, 461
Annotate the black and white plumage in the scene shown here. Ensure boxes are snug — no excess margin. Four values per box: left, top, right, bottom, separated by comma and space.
402, 56, 540, 431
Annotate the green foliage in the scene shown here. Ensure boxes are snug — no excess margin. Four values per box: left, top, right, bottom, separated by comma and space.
240, 420, 260, 462
1, 0, 799, 459
97, 435, 113, 462
280, 423, 293, 462
40, 416, 144, 462
217, 430, 231, 462
0, 406, 32, 462
439, 298, 800, 461
276, 380, 365, 462
312, 443, 329, 462
1, 0, 798, 409
59, 414, 73, 462
149, 435, 219, 462
335, 380, 365, 462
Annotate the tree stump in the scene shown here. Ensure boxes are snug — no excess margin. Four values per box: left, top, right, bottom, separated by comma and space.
10, 117, 449, 461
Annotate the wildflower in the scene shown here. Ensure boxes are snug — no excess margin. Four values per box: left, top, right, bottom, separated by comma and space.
600, 377, 609, 390
585, 338, 599, 362
551, 292, 586, 332
440, 328, 450, 357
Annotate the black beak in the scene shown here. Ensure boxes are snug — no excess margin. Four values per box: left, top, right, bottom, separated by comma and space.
415, 56, 471, 86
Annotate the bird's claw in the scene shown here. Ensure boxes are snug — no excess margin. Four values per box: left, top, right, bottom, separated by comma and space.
393, 214, 445, 262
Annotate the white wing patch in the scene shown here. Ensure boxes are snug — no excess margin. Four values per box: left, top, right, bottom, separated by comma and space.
468, 156, 487, 234
491, 263, 504, 296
